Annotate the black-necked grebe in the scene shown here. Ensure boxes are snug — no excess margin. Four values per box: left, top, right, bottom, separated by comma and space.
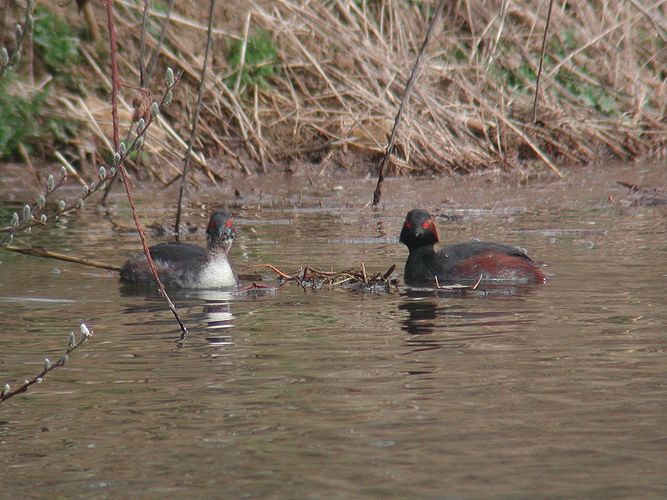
120, 210, 238, 288
400, 208, 546, 285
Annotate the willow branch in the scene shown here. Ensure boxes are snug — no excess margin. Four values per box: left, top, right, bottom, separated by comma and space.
1, 324, 93, 404
104, 0, 187, 334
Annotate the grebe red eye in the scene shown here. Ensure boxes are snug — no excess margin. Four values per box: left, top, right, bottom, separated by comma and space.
422, 221, 431, 229
226, 219, 233, 228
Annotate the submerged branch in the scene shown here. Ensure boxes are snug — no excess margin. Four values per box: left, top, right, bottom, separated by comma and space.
3, 245, 122, 272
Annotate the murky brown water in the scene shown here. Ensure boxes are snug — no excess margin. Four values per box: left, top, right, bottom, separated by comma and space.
1, 162, 667, 497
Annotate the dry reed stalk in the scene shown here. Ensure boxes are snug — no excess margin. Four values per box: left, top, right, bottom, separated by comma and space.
26, 0, 667, 179
175, 0, 216, 241
532, 0, 554, 123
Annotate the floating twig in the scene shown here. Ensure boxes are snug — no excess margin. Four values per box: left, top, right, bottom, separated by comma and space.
247, 263, 292, 279
433, 274, 482, 291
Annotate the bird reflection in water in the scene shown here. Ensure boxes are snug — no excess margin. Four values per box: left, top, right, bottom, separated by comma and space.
120, 286, 236, 345
398, 293, 441, 379
120, 285, 276, 345
196, 286, 277, 346
195, 290, 236, 346
399, 286, 537, 357
399, 292, 442, 358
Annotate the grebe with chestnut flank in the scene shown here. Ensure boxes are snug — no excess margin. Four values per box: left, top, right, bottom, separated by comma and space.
400, 208, 546, 285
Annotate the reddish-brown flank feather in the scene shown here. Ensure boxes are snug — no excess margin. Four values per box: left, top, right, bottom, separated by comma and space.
450, 252, 547, 283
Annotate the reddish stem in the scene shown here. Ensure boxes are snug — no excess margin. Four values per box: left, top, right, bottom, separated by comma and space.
104, 0, 186, 334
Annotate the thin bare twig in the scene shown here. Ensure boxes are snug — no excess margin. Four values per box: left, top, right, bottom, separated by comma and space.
139, 0, 150, 87
175, 0, 216, 241
372, 0, 447, 206
532, 0, 554, 123
145, 0, 176, 82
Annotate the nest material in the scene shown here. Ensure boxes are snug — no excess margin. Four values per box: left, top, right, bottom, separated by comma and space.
612, 181, 667, 207
257, 263, 400, 293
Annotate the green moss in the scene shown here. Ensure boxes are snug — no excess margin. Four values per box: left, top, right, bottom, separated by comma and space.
0, 7, 83, 158
32, 6, 80, 79
0, 77, 80, 159
553, 66, 619, 116
227, 30, 278, 90
0, 79, 47, 158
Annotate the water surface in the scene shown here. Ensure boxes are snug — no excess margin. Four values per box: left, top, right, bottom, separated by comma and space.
1, 163, 666, 497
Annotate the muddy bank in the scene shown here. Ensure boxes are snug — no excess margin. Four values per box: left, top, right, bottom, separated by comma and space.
2, 158, 666, 221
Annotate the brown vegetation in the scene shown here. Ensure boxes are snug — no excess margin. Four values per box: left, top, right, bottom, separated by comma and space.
2, 0, 666, 180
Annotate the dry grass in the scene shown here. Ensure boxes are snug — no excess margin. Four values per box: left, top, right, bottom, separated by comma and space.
6, 0, 667, 177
